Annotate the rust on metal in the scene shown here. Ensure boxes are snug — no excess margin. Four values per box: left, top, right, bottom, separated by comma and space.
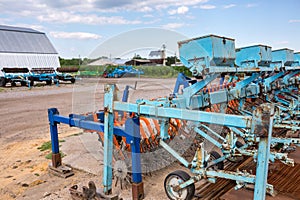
132, 182, 144, 200
52, 153, 62, 168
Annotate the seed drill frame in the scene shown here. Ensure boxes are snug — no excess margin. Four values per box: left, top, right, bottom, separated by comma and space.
48, 35, 300, 200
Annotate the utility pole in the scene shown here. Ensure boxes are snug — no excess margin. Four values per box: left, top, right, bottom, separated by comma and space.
79, 54, 81, 66
162, 44, 166, 66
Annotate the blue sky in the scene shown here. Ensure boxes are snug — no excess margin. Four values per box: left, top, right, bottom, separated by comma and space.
1, 0, 300, 58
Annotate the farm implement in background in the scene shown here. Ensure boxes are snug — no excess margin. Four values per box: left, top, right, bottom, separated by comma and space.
103, 65, 144, 78
0, 66, 78, 87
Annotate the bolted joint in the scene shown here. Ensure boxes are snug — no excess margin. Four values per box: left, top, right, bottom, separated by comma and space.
104, 84, 111, 92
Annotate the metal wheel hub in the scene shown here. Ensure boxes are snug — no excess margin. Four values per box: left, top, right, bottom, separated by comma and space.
166, 175, 188, 199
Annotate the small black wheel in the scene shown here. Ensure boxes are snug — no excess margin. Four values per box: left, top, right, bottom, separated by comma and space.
21, 81, 27, 86
0, 77, 6, 87
11, 82, 16, 87
164, 170, 195, 200
207, 151, 224, 170
227, 141, 244, 163
71, 78, 75, 83
30, 80, 34, 87
46, 80, 52, 85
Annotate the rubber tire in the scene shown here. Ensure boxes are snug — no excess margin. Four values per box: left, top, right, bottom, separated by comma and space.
30, 80, 34, 87
71, 78, 75, 83
0, 77, 6, 87
46, 80, 52, 85
164, 170, 195, 200
21, 81, 27, 86
11, 82, 16, 87
209, 151, 224, 170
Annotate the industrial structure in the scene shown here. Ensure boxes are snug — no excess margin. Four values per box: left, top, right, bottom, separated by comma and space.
0, 25, 75, 87
48, 34, 300, 200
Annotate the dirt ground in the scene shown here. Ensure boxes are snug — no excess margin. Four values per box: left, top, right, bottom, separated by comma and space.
0, 77, 179, 200
0, 77, 299, 200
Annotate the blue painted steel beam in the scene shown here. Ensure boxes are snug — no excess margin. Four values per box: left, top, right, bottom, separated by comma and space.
160, 140, 190, 168
113, 102, 252, 128
264, 71, 285, 91
283, 70, 300, 85
235, 73, 259, 90
125, 117, 143, 183
160, 119, 170, 140
253, 104, 274, 200
194, 127, 223, 149
199, 124, 226, 142
173, 72, 192, 95
103, 84, 115, 194
48, 108, 60, 154
51, 114, 128, 137
182, 73, 219, 99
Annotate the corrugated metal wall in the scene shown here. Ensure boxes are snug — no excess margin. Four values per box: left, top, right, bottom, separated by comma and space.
0, 53, 60, 69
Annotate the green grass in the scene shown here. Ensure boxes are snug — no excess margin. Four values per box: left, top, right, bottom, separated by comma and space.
38, 140, 66, 159
45, 151, 65, 160
136, 65, 192, 78
68, 132, 83, 137
37, 140, 65, 151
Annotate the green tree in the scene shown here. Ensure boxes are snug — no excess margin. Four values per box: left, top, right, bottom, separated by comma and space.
166, 56, 180, 66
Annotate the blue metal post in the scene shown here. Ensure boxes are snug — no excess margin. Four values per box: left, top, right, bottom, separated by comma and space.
160, 119, 170, 140
122, 85, 130, 102
103, 84, 115, 195
125, 115, 144, 199
173, 73, 191, 95
126, 117, 142, 183
252, 104, 274, 200
48, 108, 61, 168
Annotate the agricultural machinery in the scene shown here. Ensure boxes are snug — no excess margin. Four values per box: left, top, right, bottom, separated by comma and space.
0, 66, 78, 87
47, 34, 300, 200
0, 67, 30, 87
103, 65, 144, 78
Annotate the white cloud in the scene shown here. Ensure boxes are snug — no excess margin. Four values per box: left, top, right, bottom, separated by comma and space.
143, 14, 154, 18
162, 23, 184, 29
1, 0, 208, 14
168, 6, 189, 15
168, 9, 177, 15
246, 3, 258, 8
199, 4, 216, 9
38, 11, 141, 25
178, 6, 189, 14
139, 6, 153, 12
50, 31, 102, 40
289, 19, 300, 23
0, 0, 208, 26
223, 4, 236, 9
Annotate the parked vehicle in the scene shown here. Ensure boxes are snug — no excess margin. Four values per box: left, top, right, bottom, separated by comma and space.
102, 65, 143, 78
